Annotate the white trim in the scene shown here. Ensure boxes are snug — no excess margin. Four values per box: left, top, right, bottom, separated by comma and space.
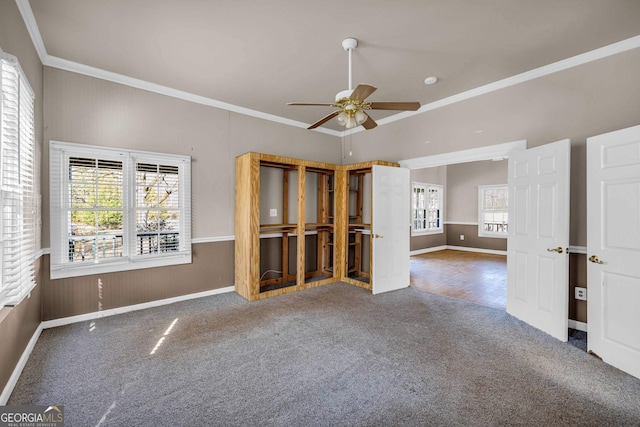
0, 323, 43, 405
41, 286, 234, 329
410, 245, 447, 256
14, 0, 47, 64
409, 245, 507, 256
399, 140, 527, 169
446, 245, 507, 256
192, 236, 235, 244
15, 0, 640, 137
44, 56, 342, 138
350, 35, 640, 135
444, 221, 478, 226
569, 246, 587, 254
50, 253, 193, 280
568, 319, 588, 332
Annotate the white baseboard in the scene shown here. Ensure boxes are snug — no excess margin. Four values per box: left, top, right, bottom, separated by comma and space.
410, 245, 447, 256
569, 246, 587, 254
411, 245, 507, 256
1, 323, 43, 405
445, 245, 507, 256
569, 319, 588, 332
42, 286, 235, 329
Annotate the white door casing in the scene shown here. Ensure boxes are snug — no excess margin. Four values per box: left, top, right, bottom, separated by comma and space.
587, 125, 640, 380
372, 165, 410, 294
507, 139, 570, 341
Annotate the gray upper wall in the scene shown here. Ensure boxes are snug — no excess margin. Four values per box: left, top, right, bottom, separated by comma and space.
447, 160, 508, 224
41, 68, 341, 246
346, 48, 640, 247
4, 0, 640, 249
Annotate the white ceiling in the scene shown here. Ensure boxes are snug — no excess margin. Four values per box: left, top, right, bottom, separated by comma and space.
25, 0, 640, 132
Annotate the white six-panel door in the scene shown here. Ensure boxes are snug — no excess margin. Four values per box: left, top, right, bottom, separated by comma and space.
372, 165, 410, 294
507, 139, 570, 341
587, 125, 640, 379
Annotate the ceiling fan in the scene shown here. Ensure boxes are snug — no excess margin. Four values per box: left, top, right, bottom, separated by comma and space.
287, 37, 421, 130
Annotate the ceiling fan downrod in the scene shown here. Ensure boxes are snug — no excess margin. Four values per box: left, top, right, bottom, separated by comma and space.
342, 37, 358, 93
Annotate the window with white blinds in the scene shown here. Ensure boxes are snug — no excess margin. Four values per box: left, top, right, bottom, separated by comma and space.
412, 182, 443, 235
0, 52, 36, 308
478, 184, 508, 238
49, 141, 192, 279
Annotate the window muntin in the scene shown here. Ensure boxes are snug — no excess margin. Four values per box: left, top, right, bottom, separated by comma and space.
478, 185, 508, 238
50, 141, 191, 279
0, 52, 36, 308
412, 183, 443, 235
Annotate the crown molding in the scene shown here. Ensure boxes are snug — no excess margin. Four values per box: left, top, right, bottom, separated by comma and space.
345, 35, 640, 136
16, 1, 640, 139
43, 55, 342, 137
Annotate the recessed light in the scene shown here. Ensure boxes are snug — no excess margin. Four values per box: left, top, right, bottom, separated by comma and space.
474, 129, 483, 134
424, 76, 438, 85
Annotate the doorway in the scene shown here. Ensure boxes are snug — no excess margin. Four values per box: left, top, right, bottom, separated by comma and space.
410, 249, 506, 309
403, 142, 520, 311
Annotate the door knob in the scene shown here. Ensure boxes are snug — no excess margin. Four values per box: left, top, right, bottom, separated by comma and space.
589, 255, 604, 264
374, 234, 383, 239
547, 247, 563, 253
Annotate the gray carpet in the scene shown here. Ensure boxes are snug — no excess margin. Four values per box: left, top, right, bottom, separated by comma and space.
9, 283, 640, 426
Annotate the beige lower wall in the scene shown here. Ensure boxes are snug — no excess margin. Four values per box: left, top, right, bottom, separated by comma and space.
410, 232, 446, 252
410, 224, 507, 253
42, 241, 234, 320
446, 224, 507, 252
0, 259, 43, 400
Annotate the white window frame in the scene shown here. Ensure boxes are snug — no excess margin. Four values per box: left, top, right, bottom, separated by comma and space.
49, 141, 192, 279
478, 184, 508, 239
411, 182, 443, 236
0, 51, 37, 308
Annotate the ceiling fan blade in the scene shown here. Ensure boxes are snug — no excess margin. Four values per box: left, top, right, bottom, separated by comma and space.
308, 111, 340, 129
369, 101, 421, 111
287, 102, 334, 107
362, 114, 378, 130
349, 84, 377, 101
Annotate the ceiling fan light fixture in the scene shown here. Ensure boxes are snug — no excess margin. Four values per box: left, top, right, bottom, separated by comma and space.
287, 37, 420, 131
355, 109, 367, 125
345, 115, 357, 129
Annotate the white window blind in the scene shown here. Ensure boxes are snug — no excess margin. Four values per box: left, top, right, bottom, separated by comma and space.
412, 182, 443, 235
50, 141, 192, 279
0, 52, 36, 308
478, 184, 508, 238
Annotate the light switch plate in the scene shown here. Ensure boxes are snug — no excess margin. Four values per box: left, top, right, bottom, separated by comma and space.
269, 208, 277, 217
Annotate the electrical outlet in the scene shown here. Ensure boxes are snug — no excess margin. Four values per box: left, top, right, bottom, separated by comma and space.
460, 234, 465, 240
575, 287, 587, 301
269, 208, 277, 217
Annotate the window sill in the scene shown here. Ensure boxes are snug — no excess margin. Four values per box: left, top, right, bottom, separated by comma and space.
412, 229, 444, 237
478, 233, 508, 239
50, 251, 192, 280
